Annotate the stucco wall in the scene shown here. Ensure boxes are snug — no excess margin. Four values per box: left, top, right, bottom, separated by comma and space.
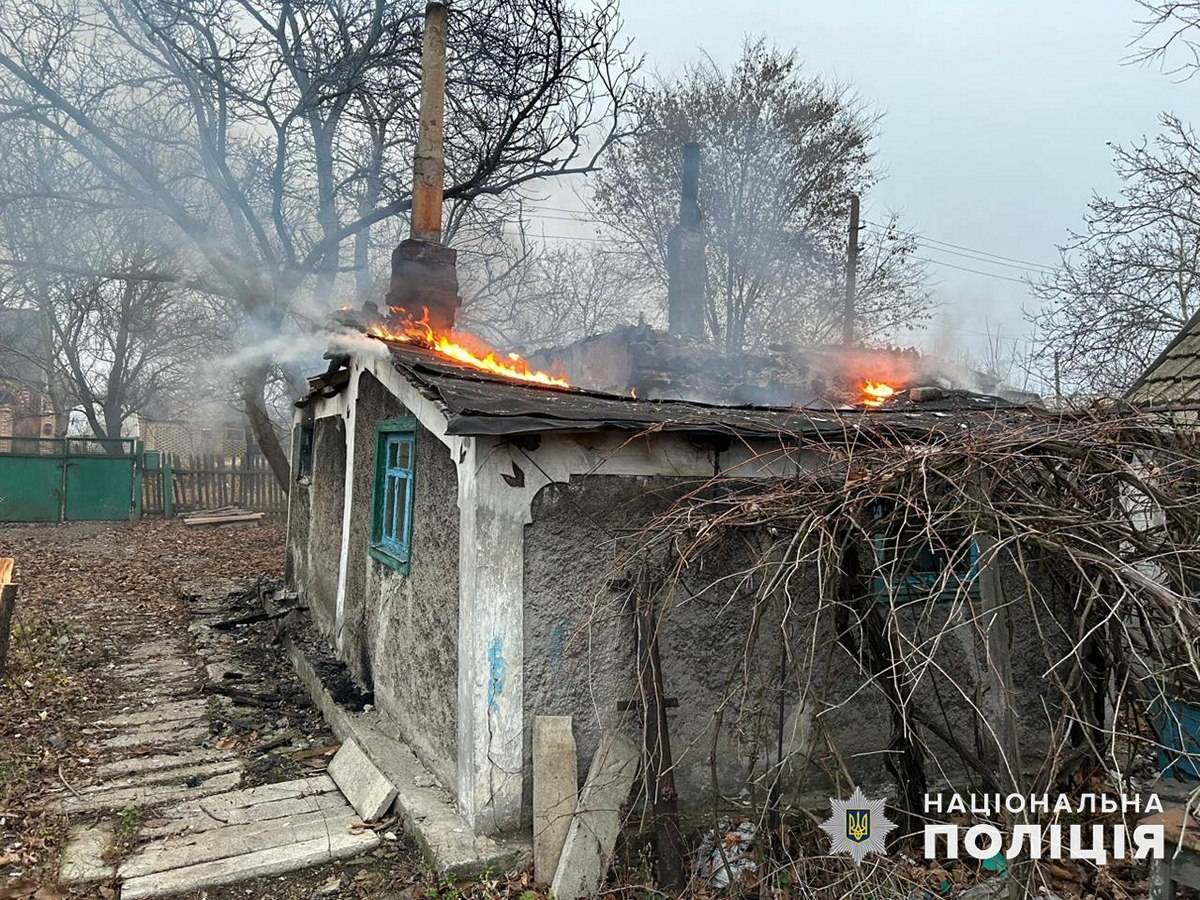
521, 474, 1062, 825
522, 474, 808, 825
285, 415, 347, 643
346, 370, 460, 788
310, 416, 347, 637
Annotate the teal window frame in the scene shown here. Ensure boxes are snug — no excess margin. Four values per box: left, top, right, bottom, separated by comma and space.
370, 417, 416, 574
869, 503, 980, 605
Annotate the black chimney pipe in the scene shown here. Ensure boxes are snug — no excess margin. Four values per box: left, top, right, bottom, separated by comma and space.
667, 142, 705, 340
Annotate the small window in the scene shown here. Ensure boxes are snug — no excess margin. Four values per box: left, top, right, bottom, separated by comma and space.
293, 422, 314, 482
371, 418, 416, 573
870, 503, 979, 605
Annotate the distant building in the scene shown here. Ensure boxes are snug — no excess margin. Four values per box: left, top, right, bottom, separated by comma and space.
0, 309, 56, 451
131, 401, 250, 458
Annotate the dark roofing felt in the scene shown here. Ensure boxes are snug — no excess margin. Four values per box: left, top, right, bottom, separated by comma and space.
373, 341, 1032, 440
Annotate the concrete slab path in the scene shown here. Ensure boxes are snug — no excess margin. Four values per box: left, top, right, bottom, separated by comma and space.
53, 586, 379, 896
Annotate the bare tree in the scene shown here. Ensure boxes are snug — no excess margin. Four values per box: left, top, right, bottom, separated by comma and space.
459, 238, 651, 350
777, 210, 933, 346
0, 0, 638, 486
1028, 114, 1200, 395
1131, 0, 1200, 76
591, 39, 932, 352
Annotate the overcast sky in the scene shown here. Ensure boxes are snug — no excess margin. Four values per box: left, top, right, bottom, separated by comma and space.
588, 0, 1200, 364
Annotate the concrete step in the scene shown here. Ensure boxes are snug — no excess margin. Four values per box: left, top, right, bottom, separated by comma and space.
59, 822, 115, 884
119, 829, 378, 899
77, 759, 241, 794
95, 748, 236, 779
141, 790, 348, 838
101, 700, 208, 728
102, 724, 210, 751
120, 806, 371, 879
48, 771, 242, 814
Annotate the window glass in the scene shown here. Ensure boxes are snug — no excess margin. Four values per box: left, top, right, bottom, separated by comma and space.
372, 424, 416, 571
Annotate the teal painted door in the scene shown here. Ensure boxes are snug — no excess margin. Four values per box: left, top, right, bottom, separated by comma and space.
0, 451, 63, 522
63, 455, 134, 521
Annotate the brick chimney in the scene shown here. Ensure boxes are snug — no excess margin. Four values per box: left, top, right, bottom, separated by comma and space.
666, 142, 705, 340
384, 1, 461, 333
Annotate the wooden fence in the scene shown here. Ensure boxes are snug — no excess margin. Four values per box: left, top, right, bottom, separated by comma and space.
143, 452, 287, 516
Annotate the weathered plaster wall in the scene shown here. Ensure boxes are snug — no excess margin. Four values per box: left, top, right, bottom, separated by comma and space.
308, 416, 347, 638
285, 414, 349, 645
345, 370, 460, 788
522, 474, 799, 825
522, 475, 1064, 825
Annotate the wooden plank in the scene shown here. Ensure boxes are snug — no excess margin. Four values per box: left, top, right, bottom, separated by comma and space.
183, 512, 265, 526
1141, 807, 1200, 853
0, 583, 16, 679
973, 510, 1023, 796
239, 454, 249, 508
0, 557, 12, 584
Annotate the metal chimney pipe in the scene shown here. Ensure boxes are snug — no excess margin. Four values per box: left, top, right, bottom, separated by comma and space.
410, 2, 448, 244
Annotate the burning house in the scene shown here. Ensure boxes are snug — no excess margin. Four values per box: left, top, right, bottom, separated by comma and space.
288, 330, 1060, 828
274, 10, 1142, 892
285, 1, 1068, 877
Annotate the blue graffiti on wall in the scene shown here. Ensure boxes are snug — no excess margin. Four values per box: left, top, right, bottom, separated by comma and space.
547, 619, 570, 671
487, 636, 506, 711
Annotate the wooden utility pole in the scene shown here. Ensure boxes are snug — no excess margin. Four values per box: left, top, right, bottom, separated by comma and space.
1053, 350, 1063, 407
842, 193, 860, 346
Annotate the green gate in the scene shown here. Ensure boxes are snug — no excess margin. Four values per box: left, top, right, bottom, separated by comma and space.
0, 437, 142, 523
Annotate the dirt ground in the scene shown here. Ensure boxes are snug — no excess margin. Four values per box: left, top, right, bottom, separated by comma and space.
0, 520, 436, 900
0, 520, 1167, 900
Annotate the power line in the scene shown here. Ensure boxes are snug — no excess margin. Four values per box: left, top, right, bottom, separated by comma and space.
912, 243, 1048, 275
862, 218, 1056, 272
511, 214, 1044, 285
911, 255, 1030, 284
523, 205, 1057, 272
858, 221, 1051, 275
916, 235, 1056, 272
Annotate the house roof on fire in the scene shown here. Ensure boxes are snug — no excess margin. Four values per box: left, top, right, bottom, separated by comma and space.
303, 340, 1042, 442
1127, 307, 1200, 403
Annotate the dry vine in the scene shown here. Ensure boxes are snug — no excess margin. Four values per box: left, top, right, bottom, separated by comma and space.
594, 404, 1200, 898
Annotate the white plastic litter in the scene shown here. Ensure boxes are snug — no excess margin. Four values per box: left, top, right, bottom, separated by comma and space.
695, 819, 758, 888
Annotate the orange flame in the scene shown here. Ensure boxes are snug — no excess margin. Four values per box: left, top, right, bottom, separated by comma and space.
369, 310, 569, 389
861, 381, 896, 407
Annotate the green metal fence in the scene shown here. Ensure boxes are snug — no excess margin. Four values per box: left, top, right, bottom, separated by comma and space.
0, 437, 142, 523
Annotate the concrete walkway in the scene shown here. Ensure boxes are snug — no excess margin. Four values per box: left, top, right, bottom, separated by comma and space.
49, 587, 378, 898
